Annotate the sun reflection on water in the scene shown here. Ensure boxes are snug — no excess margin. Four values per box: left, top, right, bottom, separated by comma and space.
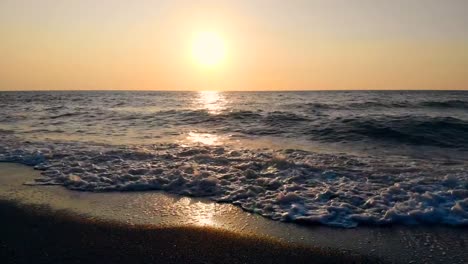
184, 91, 230, 146
195, 91, 227, 115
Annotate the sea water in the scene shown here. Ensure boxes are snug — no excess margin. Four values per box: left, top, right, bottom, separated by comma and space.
0, 90, 467, 227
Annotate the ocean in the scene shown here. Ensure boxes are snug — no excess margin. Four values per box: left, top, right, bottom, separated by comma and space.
0, 90, 467, 227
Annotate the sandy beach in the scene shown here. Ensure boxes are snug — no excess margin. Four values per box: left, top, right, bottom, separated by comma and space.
1, 201, 371, 264
1, 163, 466, 263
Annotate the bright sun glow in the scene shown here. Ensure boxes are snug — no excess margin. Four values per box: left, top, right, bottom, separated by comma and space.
191, 31, 227, 68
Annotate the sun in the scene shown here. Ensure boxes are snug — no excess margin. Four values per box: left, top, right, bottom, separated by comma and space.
191, 31, 227, 68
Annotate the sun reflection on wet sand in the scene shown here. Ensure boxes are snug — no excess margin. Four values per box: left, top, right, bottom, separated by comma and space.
174, 198, 217, 226
143, 195, 219, 227
195, 91, 227, 114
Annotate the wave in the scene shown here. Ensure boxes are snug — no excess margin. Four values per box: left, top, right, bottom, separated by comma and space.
306, 116, 468, 148
49, 112, 85, 119
0, 136, 466, 228
294, 100, 468, 111
111, 110, 468, 148
2, 91, 468, 151
419, 100, 468, 109
209, 113, 468, 148
155, 110, 307, 125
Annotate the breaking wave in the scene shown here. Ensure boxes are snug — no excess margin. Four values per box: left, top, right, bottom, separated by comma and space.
0, 135, 466, 228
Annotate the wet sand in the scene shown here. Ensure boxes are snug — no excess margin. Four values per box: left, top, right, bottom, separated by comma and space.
0, 163, 467, 263
0, 201, 373, 264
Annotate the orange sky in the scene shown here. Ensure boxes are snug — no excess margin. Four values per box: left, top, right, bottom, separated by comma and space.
1, 0, 467, 91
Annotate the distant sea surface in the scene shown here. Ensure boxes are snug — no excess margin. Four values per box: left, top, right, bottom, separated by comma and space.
0, 91, 467, 227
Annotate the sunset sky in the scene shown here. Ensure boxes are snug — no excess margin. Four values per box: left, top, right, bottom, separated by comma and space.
1, 0, 467, 91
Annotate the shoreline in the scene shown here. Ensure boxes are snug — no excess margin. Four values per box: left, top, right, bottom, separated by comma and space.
1, 163, 467, 263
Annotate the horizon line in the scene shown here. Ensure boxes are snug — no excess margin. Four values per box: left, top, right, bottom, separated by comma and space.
0, 89, 467, 92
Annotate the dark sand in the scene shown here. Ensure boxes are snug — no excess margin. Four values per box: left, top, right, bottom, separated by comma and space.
1, 163, 467, 264
0, 200, 375, 264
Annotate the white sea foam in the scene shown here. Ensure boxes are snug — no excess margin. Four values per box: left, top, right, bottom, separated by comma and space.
0, 134, 466, 228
